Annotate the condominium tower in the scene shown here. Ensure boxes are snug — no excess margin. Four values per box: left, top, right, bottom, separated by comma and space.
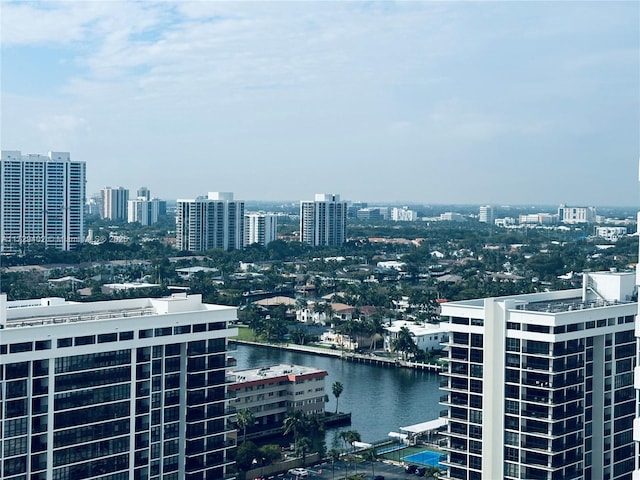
0, 150, 86, 252
244, 212, 277, 247
440, 271, 636, 480
0, 293, 238, 480
299, 194, 347, 246
176, 192, 244, 252
478, 205, 495, 224
128, 189, 165, 226
101, 187, 130, 221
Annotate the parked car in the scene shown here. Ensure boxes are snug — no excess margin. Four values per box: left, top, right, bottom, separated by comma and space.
405, 464, 418, 474
287, 468, 309, 478
416, 466, 427, 476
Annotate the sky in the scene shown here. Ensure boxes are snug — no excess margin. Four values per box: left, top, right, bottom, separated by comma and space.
1, 1, 639, 206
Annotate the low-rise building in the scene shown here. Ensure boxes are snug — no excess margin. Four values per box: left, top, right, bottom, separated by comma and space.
229, 364, 327, 431
384, 320, 448, 352
595, 226, 627, 242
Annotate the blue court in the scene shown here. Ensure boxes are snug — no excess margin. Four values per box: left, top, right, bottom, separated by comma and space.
403, 450, 446, 468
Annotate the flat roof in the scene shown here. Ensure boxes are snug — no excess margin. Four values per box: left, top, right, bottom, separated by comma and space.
231, 364, 326, 382
400, 418, 447, 434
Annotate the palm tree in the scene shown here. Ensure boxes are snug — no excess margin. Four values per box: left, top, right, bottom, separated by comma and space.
283, 409, 307, 447
363, 447, 378, 477
327, 448, 341, 480
332, 381, 344, 414
391, 326, 418, 360
236, 408, 254, 443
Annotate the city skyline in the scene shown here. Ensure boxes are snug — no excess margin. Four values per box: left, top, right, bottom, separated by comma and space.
1, 1, 638, 206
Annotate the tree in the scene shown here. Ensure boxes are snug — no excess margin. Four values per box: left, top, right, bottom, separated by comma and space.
391, 326, 418, 360
283, 410, 307, 446
235, 440, 260, 471
327, 448, 341, 480
363, 447, 378, 477
236, 408, 255, 443
332, 381, 344, 414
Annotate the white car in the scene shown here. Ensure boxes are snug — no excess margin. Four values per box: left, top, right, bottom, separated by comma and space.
287, 468, 309, 478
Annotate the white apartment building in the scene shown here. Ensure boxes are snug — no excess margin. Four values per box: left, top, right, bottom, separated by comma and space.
244, 212, 277, 247
128, 197, 163, 225
300, 194, 347, 246
478, 205, 495, 224
0, 293, 238, 480
558, 204, 597, 224
176, 192, 244, 252
0, 150, 86, 252
440, 271, 636, 480
595, 226, 628, 242
391, 206, 418, 222
101, 186, 130, 221
228, 364, 327, 431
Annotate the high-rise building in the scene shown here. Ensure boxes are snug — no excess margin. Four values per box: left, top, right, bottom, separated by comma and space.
0, 293, 238, 480
299, 193, 347, 246
127, 188, 165, 226
101, 186, 129, 221
440, 271, 636, 480
558, 204, 597, 224
137, 186, 151, 201
244, 212, 277, 247
0, 150, 86, 252
478, 205, 495, 224
176, 192, 244, 252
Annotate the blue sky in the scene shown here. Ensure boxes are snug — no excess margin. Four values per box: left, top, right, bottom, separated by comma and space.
1, 1, 638, 206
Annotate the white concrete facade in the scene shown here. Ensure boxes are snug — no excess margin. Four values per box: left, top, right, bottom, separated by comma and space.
440, 271, 637, 480
101, 186, 129, 221
558, 204, 597, 224
300, 194, 347, 246
384, 320, 447, 352
0, 150, 86, 252
176, 192, 245, 251
391, 206, 418, 222
128, 197, 163, 225
244, 212, 278, 247
478, 205, 495, 224
0, 293, 238, 479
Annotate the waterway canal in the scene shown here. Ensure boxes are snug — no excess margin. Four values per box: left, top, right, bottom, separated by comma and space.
233, 344, 442, 446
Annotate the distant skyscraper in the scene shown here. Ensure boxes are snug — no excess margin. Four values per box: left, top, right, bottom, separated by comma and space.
440, 271, 637, 480
0, 150, 86, 252
176, 192, 244, 251
101, 186, 129, 221
479, 205, 495, 224
127, 188, 164, 226
300, 194, 347, 246
244, 212, 278, 247
137, 186, 151, 201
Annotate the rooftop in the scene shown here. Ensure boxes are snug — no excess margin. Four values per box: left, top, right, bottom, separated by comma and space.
2, 293, 230, 329
231, 364, 326, 383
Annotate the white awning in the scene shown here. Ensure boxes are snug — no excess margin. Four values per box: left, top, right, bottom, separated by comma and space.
399, 418, 447, 434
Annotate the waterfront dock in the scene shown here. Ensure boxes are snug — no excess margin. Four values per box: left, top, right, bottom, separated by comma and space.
230, 339, 443, 372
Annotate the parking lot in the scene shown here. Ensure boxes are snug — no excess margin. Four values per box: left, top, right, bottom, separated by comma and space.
255, 459, 435, 480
